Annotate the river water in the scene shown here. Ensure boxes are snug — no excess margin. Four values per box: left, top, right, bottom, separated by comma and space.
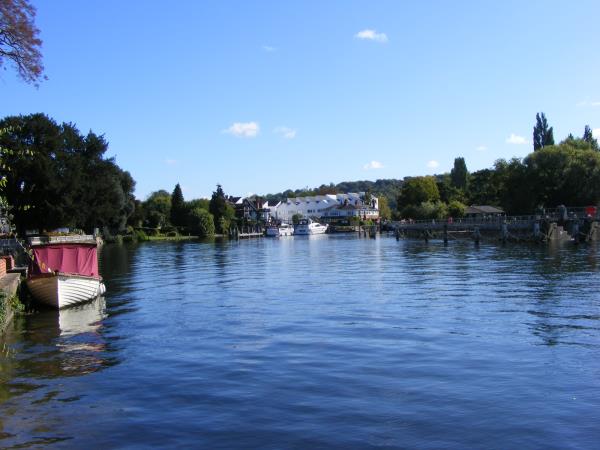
1, 236, 599, 449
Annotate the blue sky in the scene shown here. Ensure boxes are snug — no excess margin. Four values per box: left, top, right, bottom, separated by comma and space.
2, 0, 600, 200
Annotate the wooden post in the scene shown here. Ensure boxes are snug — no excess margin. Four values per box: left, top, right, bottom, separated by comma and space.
443, 223, 448, 245
473, 227, 480, 245
572, 222, 580, 244
501, 222, 508, 244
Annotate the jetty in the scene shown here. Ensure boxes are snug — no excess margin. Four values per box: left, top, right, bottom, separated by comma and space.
391, 207, 599, 244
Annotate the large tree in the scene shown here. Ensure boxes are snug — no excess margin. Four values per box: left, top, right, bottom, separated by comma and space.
209, 184, 235, 234
397, 176, 440, 209
170, 183, 186, 227
533, 112, 554, 151
0, 0, 45, 85
0, 113, 135, 234
450, 157, 469, 190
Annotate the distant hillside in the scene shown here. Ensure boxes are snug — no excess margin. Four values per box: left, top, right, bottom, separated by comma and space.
263, 178, 405, 210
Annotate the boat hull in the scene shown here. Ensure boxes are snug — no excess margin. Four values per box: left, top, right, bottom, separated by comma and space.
27, 274, 106, 309
294, 225, 328, 235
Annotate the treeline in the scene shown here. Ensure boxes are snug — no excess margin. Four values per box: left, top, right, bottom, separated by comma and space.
129, 184, 236, 239
397, 118, 600, 219
0, 113, 135, 235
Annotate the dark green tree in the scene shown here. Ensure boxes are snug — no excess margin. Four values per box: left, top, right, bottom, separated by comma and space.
209, 184, 234, 234
450, 157, 469, 190
0, 113, 135, 234
170, 183, 186, 227
533, 112, 554, 151
143, 190, 171, 228
583, 125, 599, 151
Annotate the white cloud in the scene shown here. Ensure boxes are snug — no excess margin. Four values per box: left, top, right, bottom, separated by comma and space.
363, 160, 384, 170
476, 145, 487, 151
273, 126, 297, 139
506, 133, 528, 145
164, 159, 178, 165
427, 160, 439, 169
355, 29, 388, 43
576, 100, 600, 107
262, 45, 276, 52
223, 122, 259, 138
593, 128, 600, 139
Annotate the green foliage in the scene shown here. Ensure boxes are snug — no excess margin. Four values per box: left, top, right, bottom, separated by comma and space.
143, 190, 171, 228
170, 183, 186, 227
209, 184, 234, 234
397, 176, 440, 210
400, 201, 448, 220
187, 207, 215, 238
134, 229, 149, 241
437, 174, 465, 204
0, 292, 24, 325
533, 112, 554, 151
448, 200, 466, 218
292, 213, 303, 225
468, 169, 500, 206
450, 157, 468, 190
377, 196, 391, 220
523, 143, 600, 207
0, 114, 136, 235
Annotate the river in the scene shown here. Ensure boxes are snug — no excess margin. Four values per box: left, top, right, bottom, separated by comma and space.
1, 236, 599, 448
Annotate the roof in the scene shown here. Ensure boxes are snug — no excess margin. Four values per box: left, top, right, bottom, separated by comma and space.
465, 205, 505, 215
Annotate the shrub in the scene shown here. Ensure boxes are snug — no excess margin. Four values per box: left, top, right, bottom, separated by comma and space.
187, 207, 215, 238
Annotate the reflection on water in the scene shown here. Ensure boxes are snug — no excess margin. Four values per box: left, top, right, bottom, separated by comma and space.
1, 237, 600, 448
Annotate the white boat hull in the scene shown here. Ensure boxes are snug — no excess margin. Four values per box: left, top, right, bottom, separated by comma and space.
27, 274, 106, 309
294, 225, 328, 235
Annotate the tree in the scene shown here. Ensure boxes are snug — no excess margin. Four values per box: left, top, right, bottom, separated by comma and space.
170, 183, 186, 227
533, 112, 554, 151
209, 184, 234, 234
377, 196, 391, 220
583, 125, 599, 151
0, 113, 135, 234
397, 176, 440, 210
0, 0, 45, 85
450, 157, 469, 190
187, 207, 214, 238
143, 190, 171, 228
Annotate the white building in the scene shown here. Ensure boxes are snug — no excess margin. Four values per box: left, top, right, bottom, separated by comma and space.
271, 192, 379, 222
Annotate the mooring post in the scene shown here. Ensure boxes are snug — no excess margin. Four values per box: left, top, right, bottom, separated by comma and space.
572, 221, 580, 245
533, 221, 541, 241
501, 222, 508, 244
395, 227, 400, 241
443, 223, 448, 245
473, 227, 480, 245
424, 229, 429, 242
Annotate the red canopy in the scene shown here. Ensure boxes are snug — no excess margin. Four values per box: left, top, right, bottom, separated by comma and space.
30, 244, 99, 278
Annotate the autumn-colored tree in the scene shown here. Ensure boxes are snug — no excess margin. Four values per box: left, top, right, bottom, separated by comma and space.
0, 0, 45, 85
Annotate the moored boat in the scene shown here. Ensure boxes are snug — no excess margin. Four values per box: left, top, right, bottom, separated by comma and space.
26, 239, 106, 309
294, 218, 328, 235
266, 223, 294, 237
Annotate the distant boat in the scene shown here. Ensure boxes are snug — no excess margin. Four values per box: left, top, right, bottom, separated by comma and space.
266, 223, 294, 237
27, 237, 106, 309
294, 218, 328, 235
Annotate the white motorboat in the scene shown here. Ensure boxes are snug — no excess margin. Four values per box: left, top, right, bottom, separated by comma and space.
294, 218, 328, 235
27, 239, 106, 309
266, 223, 294, 237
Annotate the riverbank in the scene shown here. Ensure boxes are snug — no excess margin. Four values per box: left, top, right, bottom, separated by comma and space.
0, 273, 22, 335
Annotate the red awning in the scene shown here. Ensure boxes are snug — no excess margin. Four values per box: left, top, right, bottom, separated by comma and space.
30, 244, 99, 278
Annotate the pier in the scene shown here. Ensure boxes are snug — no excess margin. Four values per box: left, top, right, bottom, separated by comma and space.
391, 207, 599, 244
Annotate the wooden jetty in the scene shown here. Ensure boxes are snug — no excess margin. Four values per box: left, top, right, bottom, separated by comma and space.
391, 207, 599, 244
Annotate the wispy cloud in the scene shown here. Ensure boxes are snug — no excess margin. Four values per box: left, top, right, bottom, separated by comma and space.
427, 160, 439, 169
476, 145, 487, 152
164, 159, 178, 166
273, 126, 297, 139
223, 122, 260, 138
576, 100, 600, 107
593, 128, 600, 139
363, 160, 384, 170
262, 45, 276, 52
506, 133, 528, 145
355, 29, 388, 43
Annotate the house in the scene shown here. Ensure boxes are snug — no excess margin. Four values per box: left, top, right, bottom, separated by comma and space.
229, 196, 274, 222
465, 205, 505, 218
272, 192, 379, 222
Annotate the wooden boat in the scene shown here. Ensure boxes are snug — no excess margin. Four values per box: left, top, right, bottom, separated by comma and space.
27, 239, 106, 309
